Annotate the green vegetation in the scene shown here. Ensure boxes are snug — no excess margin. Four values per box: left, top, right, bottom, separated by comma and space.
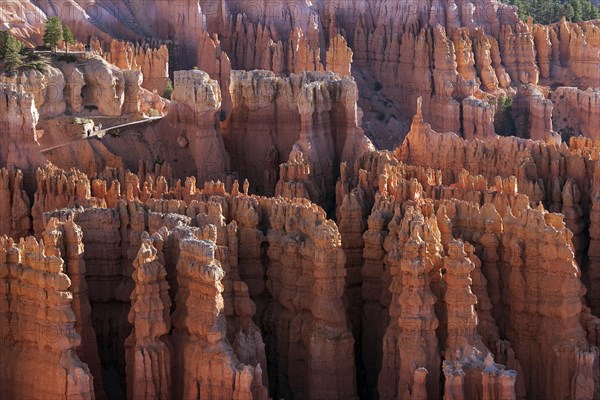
502, 0, 600, 24
62, 24, 74, 53
21, 61, 48, 73
57, 54, 78, 63
493, 95, 516, 137
44, 17, 63, 52
19, 45, 48, 72
148, 108, 161, 117
69, 117, 93, 125
153, 155, 164, 166
0, 31, 23, 72
560, 127, 576, 143
163, 79, 173, 99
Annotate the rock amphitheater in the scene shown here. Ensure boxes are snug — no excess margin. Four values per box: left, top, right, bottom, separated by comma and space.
0, 0, 600, 399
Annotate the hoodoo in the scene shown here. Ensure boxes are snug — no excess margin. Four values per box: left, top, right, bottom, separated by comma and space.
1, 0, 600, 399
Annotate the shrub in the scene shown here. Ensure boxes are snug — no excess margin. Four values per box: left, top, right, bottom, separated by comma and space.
69, 117, 93, 124
148, 108, 161, 117
20, 61, 47, 73
57, 54, 77, 63
153, 155, 164, 166
560, 127, 575, 143
163, 79, 173, 99
494, 95, 516, 137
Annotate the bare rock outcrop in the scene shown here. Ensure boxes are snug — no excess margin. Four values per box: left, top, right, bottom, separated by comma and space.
265, 199, 357, 399
462, 96, 495, 140
442, 239, 516, 400
81, 57, 126, 116
101, 39, 169, 93
227, 70, 372, 208
0, 168, 31, 239
378, 229, 440, 399
43, 217, 106, 399
0, 235, 95, 399
512, 84, 553, 140
61, 64, 86, 113
551, 87, 600, 140
0, 66, 66, 117
125, 232, 172, 400
171, 235, 267, 399
168, 69, 230, 182
326, 34, 353, 77
0, 83, 45, 172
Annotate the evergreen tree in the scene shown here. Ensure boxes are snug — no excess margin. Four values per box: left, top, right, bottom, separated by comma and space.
572, 0, 583, 21
503, 0, 599, 23
44, 17, 63, 52
163, 79, 173, 99
62, 24, 74, 54
565, 4, 575, 21
0, 31, 8, 57
3, 34, 23, 71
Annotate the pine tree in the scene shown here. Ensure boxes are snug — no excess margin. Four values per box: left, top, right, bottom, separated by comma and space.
3, 34, 23, 71
44, 17, 63, 53
571, 0, 583, 21
565, 4, 575, 21
62, 24, 74, 54
0, 31, 7, 56
163, 79, 173, 99
501, 0, 599, 23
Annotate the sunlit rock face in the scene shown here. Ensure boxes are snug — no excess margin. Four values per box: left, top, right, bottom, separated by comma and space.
1, 0, 600, 399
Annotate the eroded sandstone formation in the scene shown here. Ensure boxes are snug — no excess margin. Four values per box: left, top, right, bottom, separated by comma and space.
1, 0, 600, 399
0, 83, 45, 172
0, 234, 95, 400
99, 39, 170, 93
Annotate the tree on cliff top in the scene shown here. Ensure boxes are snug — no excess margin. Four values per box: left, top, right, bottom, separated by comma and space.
503, 0, 600, 23
44, 17, 63, 52
0, 32, 23, 72
62, 24, 75, 54
163, 79, 173, 99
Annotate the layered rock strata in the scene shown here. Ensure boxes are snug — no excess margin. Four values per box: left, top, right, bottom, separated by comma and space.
0, 234, 95, 399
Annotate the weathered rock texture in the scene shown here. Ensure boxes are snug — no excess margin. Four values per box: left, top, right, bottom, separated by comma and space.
551, 87, 600, 140
0, 83, 45, 173
100, 39, 170, 93
125, 232, 171, 400
1, 1, 600, 399
0, 168, 31, 239
31, 175, 358, 399
0, 234, 95, 399
226, 70, 373, 210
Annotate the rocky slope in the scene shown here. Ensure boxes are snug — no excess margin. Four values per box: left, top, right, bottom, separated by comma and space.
1, 0, 600, 399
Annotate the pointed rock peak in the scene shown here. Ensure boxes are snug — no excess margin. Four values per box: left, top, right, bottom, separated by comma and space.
415, 96, 423, 122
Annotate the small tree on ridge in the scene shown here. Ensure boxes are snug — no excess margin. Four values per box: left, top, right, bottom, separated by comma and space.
63, 24, 75, 54
44, 17, 63, 53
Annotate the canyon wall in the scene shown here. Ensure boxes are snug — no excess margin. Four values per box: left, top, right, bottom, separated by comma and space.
1, 0, 600, 399
0, 233, 95, 400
